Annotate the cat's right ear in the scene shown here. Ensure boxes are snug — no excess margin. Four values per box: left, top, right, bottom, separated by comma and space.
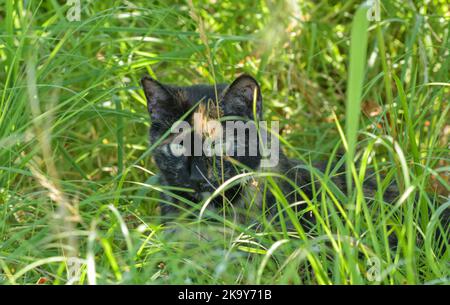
141, 76, 174, 120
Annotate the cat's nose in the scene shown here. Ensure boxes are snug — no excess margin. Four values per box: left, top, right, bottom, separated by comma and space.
189, 166, 206, 186
190, 158, 208, 187
190, 167, 206, 185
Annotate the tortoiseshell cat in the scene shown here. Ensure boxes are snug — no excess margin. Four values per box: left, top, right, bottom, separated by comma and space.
141, 74, 449, 254
142, 75, 269, 218
141, 74, 400, 223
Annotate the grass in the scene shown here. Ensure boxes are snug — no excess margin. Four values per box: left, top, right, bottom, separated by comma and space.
0, 0, 449, 284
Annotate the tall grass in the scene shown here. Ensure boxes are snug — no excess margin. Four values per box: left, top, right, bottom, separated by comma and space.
0, 0, 448, 284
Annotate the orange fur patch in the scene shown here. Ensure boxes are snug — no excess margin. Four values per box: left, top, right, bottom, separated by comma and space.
192, 100, 223, 139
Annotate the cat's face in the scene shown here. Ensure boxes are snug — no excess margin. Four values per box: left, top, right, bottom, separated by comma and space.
141, 74, 263, 201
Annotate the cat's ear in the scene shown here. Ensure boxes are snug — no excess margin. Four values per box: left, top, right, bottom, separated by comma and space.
141, 76, 176, 120
221, 74, 262, 119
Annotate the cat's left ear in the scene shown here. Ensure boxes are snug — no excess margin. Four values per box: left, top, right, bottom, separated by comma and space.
141, 75, 178, 121
221, 74, 262, 119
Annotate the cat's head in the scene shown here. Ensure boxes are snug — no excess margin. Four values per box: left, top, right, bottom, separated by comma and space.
141, 74, 263, 200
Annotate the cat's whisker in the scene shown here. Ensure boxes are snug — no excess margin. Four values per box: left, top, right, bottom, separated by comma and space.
195, 164, 216, 190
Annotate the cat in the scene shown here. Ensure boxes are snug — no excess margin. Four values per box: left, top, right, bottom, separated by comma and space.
141, 74, 450, 255
142, 74, 264, 217
140, 74, 401, 227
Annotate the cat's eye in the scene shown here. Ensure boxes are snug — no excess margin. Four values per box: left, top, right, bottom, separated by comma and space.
169, 143, 187, 157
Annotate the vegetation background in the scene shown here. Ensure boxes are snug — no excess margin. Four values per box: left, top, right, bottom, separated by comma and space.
0, 0, 448, 284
